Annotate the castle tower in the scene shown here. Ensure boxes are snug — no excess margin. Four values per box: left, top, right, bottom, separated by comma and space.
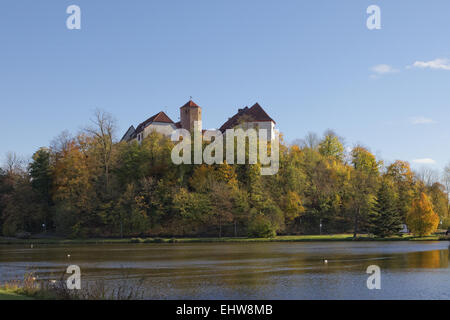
180, 100, 202, 132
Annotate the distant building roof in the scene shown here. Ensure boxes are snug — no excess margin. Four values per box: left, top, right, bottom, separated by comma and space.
120, 125, 136, 142
180, 100, 201, 109
135, 111, 174, 134
219, 103, 275, 132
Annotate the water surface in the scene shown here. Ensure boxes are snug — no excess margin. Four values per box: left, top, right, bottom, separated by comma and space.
0, 241, 449, 299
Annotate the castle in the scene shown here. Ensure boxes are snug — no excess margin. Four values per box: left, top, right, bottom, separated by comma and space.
121, 100, 276, 142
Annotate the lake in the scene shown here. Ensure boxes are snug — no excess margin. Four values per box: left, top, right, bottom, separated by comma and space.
0, 241, 449, 299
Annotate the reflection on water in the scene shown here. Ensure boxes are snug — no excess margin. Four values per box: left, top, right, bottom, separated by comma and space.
0, 241, 449, 299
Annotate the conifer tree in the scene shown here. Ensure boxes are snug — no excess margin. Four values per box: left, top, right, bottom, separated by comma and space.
369, 179, 402, 237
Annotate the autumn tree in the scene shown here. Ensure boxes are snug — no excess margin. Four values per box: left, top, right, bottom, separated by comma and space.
318, 130, 345, 162
406, 193, 440, 237
427, 182, 448, 224
349, 146, 380, 238
113, 183, 149, 237
208, 181, 234, 238
385, 161, 416, 221
52, 135, 100, 237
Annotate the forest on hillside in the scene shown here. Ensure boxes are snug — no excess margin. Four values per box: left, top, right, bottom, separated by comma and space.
0, 111, 448, 238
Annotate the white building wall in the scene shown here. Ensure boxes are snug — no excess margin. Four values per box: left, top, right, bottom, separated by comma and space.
233, 121, 274, 140
143, 122, 177, 138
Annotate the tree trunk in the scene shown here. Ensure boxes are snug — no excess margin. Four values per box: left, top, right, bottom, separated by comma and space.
353, 207, 360, 238
234, 220, 237, 237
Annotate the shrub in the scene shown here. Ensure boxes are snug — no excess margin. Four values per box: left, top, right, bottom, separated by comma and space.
247, 215, 276, 238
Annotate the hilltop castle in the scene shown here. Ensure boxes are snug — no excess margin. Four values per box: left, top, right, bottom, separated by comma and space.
121, 100, 276, 142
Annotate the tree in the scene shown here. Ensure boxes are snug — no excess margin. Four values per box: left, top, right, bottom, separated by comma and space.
4, 152, 25, 176
52, 135, 100, 237
442, 163, 450, 217
283, 191, 305, 222
85, 109, 117, 194
386, 161, 416, 221
415, 167, 439, 187
29, 148, 53, 230
406, 193, 440, 237
113, 183, 148, 237
296, 132, 320, 150
369, 179, 402, 237
1, 174, 44, 236
172, 187, 211, 235
318, 130, 345, 161
348, 146, 380, 238
248, 214, 276, 238
208, 181, 234, 238
427, 182, 448, 223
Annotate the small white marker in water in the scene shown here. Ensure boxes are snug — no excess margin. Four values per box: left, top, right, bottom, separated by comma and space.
323, 259, 328, 264
67, 254, 71, 258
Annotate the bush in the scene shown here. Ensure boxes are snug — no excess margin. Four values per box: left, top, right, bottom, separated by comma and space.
247, 215, 276, 238
130, 238, 143, 243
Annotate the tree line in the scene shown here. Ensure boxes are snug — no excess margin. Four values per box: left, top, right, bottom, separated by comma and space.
0, 111, 448, 238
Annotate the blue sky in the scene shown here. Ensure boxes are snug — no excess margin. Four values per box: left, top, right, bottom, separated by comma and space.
1, 0, 450, 171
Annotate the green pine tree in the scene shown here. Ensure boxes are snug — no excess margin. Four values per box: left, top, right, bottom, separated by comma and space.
369, 179, 402, 237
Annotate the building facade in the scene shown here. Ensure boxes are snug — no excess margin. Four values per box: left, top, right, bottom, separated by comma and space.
121, 100, 276, 142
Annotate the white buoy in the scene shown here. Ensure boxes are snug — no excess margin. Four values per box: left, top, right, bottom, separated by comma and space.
67, 254, 71, 258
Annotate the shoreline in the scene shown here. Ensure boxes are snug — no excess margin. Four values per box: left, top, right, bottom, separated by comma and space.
0, 234, 448, 245
0, 289, 34, 300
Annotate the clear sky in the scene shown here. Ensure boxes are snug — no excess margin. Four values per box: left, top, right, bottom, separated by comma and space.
1, 0, 450, 171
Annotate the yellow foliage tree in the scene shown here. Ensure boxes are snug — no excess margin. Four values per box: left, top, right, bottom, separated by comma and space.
406, 193, 439, 237
284, 191, 305, 222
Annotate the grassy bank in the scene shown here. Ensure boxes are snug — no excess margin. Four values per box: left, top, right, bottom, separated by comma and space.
0, 273, 145, 300
0, 233, 447, 245
0, 288, 34, 300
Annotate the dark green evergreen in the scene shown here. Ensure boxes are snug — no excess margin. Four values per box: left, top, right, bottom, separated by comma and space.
369, 179, 402, 237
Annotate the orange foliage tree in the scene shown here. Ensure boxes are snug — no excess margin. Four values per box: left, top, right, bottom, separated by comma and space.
406, 193, 439, 236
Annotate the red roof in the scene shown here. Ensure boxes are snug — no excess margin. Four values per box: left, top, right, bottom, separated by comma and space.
180, 100, 201, 109
135, 111, 174, 133
219, 103, 275, 132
